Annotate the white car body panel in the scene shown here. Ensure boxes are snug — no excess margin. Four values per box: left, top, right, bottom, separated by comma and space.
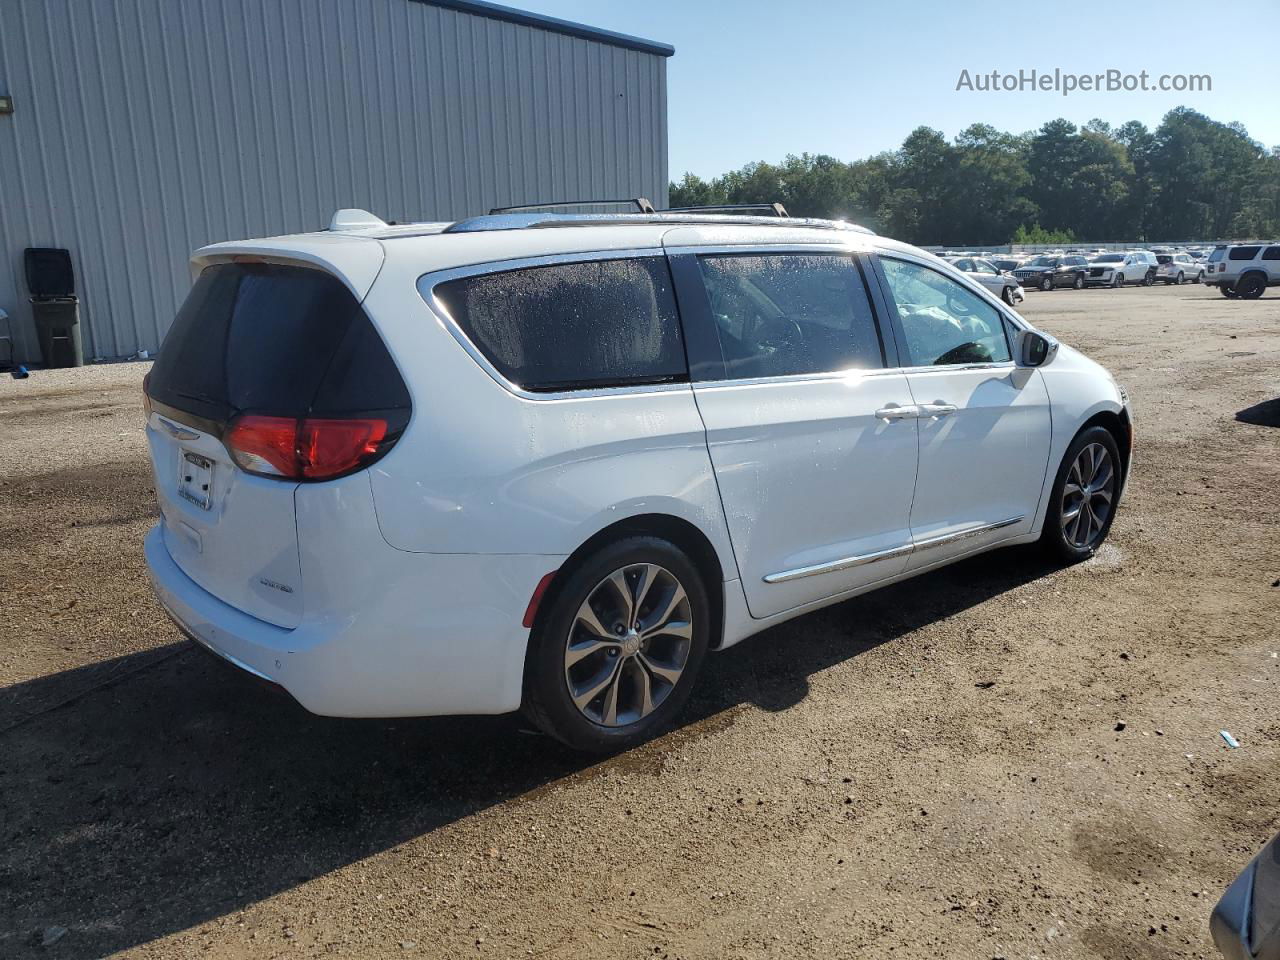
143, 216, 1129, 717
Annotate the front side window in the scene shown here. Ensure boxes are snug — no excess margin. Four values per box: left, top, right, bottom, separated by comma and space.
695, 253, 884, 380
878, 257, 1012, 367
432, 257, 686, 392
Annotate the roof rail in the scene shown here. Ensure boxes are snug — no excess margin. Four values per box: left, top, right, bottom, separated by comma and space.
665, 202, 789, 218
488, 198, 657, 215
444, 211, 875, 235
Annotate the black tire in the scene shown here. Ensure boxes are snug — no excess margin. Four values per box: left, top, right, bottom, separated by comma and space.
1176, 271, 1184, 285
1040, 425, 1122, 564
1002, 286, 1016, 305
1196, 271, 1204, 283
1221, 285, 1238, 298
1040, 276, 1053, 292
522, 536, 711, 753
1073, 273, 1085, 290
1115, 273, 1125, 288
1236, 273, 1266, 299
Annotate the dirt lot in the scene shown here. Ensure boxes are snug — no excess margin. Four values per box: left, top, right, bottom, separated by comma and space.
2, 283, 1278, 960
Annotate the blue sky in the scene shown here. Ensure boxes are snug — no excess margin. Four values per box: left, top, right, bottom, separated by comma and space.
522, 0, 1279, 179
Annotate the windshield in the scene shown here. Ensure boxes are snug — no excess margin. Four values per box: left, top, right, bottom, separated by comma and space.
1094, 254, 1124, 263
1026, 257, 1057, 267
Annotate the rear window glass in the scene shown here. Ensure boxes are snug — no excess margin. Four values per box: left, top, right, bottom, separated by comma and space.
148, 262, 408, 422
431, 257, 687, 392
1208, 247, 1226, 262
1228, 246, 1262, 261
1157, 255, 1173, 264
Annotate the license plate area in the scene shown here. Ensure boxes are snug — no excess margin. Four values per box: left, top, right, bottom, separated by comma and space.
178, 451, 214, 510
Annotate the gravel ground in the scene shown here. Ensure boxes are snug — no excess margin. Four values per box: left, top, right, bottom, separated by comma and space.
1, 283, 1278, 960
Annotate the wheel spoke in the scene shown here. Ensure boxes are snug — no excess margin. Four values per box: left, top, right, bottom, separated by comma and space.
1063, 481, 1083, 498
565, 636, 618, 668
631, 564, 659, 624
645, 619, 693, 641
600, 665, 623, 726
606, 569, 636, 625
633, 660, 655, 718
1091, 487, 1113, 505
572, 659, 621, 712
639, 582, 688, 637
639, 652, 683, 687
574, 603, 614, 641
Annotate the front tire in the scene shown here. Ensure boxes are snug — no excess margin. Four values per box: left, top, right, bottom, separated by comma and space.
522, 536, 711, 753
1115, 273, 1125, 288
1041, 426, 1121, 563
1040, 276, 1053, 292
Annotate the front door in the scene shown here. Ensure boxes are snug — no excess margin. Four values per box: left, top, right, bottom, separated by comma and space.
671, 249, 920, 619
872, 254, 1053, 571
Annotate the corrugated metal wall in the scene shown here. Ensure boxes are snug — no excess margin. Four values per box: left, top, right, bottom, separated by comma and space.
0, 0, 669, 362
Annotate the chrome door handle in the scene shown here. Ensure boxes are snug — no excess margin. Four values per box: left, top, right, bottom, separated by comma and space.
875, 404, 922, 421
919, 403, 958, 419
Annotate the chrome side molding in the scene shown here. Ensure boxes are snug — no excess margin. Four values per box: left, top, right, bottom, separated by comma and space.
762, 515, 1026, 584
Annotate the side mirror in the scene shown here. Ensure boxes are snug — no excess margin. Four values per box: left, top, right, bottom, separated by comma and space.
1018, 329, 1059, 367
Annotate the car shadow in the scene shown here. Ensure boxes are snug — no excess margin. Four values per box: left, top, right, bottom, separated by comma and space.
1, 545, 1056, 957
1236, 398, 1280, 428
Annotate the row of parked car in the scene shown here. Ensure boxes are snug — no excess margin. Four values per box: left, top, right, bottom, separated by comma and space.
943, 242, 1280, 302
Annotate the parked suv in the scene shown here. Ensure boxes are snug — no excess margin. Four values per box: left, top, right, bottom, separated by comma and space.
1013, 255, 1091, 291
143, 208, 1132, 752
1203, 243, 1280, 298
1155, 252, 1204, 285
1086, 251, 1156, 287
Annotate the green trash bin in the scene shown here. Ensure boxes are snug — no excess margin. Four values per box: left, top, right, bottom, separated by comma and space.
32, 296, 84, 368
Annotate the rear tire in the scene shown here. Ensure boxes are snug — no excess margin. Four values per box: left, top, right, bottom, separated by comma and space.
1040, 426, 1122, 564
1220, 285, 1238, 298
1073, 273, 1085, 290
1176, 271, 1185, 285
1236, 273, 1266, 299
522, 536, 711, 753
1002, 286, 1016, 305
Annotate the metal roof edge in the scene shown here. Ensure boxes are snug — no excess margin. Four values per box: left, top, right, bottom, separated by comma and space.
413, 0, 675, 57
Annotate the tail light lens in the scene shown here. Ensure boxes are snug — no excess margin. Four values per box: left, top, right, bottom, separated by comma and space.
224, 415, 390, 481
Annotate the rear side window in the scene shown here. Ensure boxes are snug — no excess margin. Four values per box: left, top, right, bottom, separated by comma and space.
1263, 246, 1280, 261
148, 262, 410, 423
695, 253, 884, 380
1229, 246, 1262, 261
432, 257, 686, 392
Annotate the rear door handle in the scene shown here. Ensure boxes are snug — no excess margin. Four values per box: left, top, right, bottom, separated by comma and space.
875, 404, 922, 421
919, 403, 958, 419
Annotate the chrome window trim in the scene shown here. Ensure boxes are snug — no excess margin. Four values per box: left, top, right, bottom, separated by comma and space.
417, 248, 692, 402
762, 515, 1026, 584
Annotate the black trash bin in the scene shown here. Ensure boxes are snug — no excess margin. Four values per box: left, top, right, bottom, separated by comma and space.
24, 247, 84, 368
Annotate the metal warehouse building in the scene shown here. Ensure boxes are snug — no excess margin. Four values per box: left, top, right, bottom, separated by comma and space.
0, 0, 673, 364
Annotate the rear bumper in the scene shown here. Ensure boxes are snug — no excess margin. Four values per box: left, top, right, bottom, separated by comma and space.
144, 522, 561, 718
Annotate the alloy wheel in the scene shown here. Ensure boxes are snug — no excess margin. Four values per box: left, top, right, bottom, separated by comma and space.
564, 563, 693, 727
1061, 442, 1116, 550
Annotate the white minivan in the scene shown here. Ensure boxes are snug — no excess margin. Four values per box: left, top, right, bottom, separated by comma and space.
143, 209, 1132, 752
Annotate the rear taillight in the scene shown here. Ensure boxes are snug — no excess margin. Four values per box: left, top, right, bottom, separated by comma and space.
224, 414, 390, 481
142, 370, 153, 420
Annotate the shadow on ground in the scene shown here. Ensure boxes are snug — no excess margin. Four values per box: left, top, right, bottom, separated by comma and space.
1236, 398, 1280, 428
1, 546, 1056, 957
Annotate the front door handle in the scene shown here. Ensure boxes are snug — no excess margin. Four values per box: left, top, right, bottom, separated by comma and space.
875, 404, 922, 421
919, 403, 958, 419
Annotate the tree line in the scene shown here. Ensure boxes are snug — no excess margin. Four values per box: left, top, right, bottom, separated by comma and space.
668, 108, 1280, 246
